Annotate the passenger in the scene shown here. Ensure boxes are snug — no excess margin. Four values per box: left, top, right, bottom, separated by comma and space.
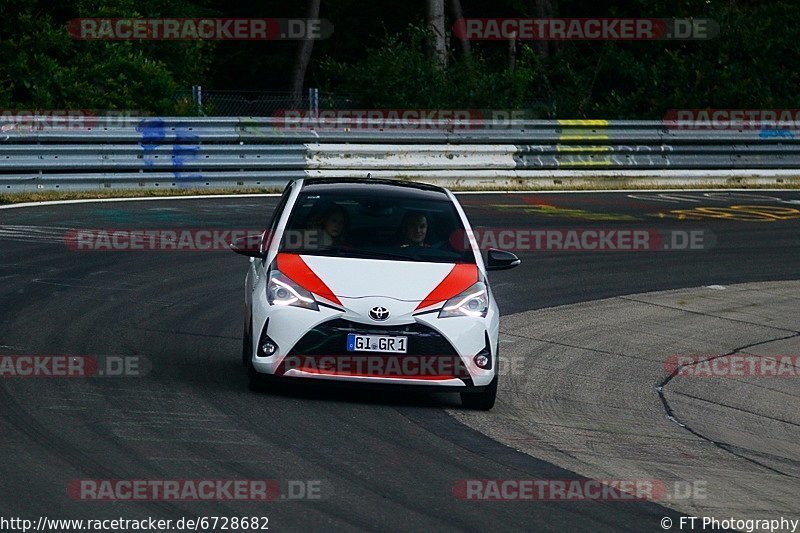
316, 205, 348, 248
399, 211, 431, 248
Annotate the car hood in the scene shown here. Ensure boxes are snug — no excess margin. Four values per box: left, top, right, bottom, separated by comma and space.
277, 253, 478, 305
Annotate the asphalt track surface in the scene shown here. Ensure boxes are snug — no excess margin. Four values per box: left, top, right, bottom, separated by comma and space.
1, 190, 799, 532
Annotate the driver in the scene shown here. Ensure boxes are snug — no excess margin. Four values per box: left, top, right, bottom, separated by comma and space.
305, 204, 349, 249
318, 205, 348, 247
399, 211, 431, 248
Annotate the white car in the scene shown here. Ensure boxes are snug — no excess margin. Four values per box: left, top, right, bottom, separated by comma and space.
232, 178, 520, 410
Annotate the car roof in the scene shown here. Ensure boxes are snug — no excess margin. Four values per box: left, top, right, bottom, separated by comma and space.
298, 178, 452, 200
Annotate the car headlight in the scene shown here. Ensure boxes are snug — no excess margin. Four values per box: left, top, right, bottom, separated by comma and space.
267, 270, 319, 311
438, 282, 488, 318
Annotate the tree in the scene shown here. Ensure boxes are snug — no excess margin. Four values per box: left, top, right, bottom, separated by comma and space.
531, 0, 558, 58
427, 0, 447, 68
0, 0, 211, 113
290, 0, 322, 107
449, 0, 471, 58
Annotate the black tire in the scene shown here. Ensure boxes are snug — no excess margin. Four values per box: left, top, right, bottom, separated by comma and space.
243, 319, 268, 391
247, 359, 269, 392
242, 320, 252, 368
460, 375, 498, 410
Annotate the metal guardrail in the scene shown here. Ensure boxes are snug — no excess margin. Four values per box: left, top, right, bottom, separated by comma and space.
1, 117, 799, 191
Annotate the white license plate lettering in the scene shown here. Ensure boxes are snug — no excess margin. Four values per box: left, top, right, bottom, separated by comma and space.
347, 334, 408, 354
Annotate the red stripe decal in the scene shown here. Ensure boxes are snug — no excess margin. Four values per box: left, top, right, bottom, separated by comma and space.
415, 264, 478, 310
290, 366, 455, 381
276, 355, 469, 380
276, 253, 342, 305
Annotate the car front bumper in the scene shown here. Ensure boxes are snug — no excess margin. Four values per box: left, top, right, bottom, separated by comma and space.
250, 307, 497, 387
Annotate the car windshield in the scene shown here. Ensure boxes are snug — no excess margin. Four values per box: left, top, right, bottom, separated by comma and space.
279, 189, 475, 264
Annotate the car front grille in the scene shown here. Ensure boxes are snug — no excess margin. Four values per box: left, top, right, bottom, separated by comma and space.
277, 319, 469, 379
287, 319, 459, 357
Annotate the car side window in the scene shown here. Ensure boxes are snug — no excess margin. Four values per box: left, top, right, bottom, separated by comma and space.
262, 182, 294, 254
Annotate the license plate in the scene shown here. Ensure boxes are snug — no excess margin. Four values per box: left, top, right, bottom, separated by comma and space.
346, 333, 408, 354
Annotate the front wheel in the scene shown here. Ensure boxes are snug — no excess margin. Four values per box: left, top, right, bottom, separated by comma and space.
460, 375, 498, 410
243, 320, 268, 391
242, 319, 252, 368
247, 360, 269, 392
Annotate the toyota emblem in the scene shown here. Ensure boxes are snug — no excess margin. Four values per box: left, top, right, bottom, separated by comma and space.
369, 306, 390, 321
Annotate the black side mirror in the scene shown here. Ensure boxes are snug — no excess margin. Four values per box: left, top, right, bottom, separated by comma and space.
230, 235, 265, 259
486, 248, 520, 271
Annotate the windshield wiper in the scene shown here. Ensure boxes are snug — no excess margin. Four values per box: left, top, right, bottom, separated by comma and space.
340, 249, 422, 261
287, 247, 468, 263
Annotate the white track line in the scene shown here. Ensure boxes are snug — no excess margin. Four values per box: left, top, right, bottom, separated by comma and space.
0, 188, 797, 210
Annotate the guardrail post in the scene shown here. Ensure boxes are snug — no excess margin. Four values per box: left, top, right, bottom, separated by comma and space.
309, 87, 319, 118
192, 85, 204, 116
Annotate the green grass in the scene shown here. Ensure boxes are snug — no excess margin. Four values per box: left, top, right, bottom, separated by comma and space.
0, 187, 282, 205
